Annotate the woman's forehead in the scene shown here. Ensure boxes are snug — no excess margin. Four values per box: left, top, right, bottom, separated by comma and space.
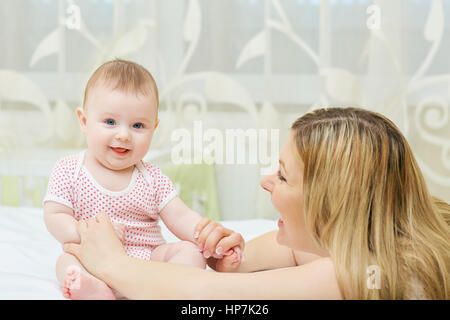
280, 133, 304, 174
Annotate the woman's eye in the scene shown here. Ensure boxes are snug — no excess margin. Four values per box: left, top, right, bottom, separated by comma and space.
133, 123, 144, 129
277, 170, 286, 182
105, 119, 116, 126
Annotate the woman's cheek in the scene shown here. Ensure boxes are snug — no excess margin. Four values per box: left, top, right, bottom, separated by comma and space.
271, 189, 289, 217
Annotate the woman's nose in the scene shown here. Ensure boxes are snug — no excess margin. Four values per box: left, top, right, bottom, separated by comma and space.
260, 174, 275, 193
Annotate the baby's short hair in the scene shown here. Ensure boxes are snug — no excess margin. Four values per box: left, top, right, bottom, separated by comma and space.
83, 59, 159, 109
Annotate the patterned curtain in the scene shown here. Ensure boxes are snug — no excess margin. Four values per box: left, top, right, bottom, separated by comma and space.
0, 0, 449, 219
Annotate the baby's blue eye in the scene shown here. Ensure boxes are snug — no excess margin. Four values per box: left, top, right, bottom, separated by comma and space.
105, 119, 116, 126
133, 123, 144, 129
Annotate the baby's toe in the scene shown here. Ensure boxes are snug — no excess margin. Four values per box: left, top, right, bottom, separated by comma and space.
62, 288, 70, 299
66, 265, 81, 279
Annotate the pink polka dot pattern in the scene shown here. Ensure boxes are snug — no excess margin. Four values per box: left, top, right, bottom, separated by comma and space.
43, 152, 177, 261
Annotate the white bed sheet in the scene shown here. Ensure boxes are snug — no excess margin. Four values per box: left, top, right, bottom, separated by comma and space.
0, 206, 277, 300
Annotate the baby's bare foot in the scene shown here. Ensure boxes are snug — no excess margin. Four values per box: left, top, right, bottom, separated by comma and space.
62, 265, 116, 300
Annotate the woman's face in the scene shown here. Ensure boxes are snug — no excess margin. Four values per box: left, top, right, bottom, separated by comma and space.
260, 131, 327, 256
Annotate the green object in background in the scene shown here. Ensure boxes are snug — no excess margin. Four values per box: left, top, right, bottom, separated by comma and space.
0, 164, 221, 221
0, 176, 47, 207
30, 178, 47, 207
1, 176, 20, 207
160, 163, 221, 221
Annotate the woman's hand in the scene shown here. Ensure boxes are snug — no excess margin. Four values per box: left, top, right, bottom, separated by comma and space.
112, 221, 127, 243
63, 212, 128, 279
193, 217, 245, 272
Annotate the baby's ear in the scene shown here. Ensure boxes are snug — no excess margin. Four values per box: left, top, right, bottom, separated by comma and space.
76, 107, 87, 133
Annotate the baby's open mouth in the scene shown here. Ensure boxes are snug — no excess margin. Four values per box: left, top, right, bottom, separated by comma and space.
111, 147, 130, 155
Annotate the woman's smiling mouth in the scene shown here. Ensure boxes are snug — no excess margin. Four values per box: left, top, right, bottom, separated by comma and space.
277, 218, 284, 228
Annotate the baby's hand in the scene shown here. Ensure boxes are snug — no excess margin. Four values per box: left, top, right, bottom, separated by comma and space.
213, 246, 244, 272
194, 217, 245, 271
112, 222, 127, 243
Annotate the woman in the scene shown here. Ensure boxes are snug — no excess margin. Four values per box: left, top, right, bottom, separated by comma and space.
64, 107, 450, 299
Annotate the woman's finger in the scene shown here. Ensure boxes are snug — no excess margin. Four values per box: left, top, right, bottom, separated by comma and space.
215, 232, 245, 255
204, 225, 233, 255
196, 221, 217, 250
234, 246, 242, 262
97, 212, 118, 236
193, 217, 211, 240
77, 219, 88, 233
87, 217, 97, 229
63, 243, 81, 259
203, 225, 228, 258
118, 223, 127, 232
97, 212, 110, 223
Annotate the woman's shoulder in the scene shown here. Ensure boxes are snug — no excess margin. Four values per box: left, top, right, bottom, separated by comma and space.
295, 257, 342, 299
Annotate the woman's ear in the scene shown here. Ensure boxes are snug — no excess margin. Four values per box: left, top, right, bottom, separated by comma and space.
76, 107, 87, 133
154, 118, 160, 130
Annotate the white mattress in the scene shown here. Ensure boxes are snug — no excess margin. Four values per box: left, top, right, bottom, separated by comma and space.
0, 206, 277, 300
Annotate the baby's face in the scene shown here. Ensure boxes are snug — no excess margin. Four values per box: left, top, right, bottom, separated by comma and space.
77, 84, 159, 171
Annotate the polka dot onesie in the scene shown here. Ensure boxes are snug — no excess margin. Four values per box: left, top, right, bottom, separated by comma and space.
43, 151, 177, 260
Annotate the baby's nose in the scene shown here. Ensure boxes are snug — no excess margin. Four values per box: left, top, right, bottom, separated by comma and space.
116, 127, 131, 141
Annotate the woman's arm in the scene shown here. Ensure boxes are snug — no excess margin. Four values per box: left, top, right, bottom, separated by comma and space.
222, 230, 297, 273
103, 253, 341, 299
211, 231, 331, 273
160, 197, 245, 260
64, 213, 342, 299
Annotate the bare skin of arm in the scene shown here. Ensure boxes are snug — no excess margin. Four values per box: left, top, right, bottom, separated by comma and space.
160, 197, 245, 262
159, 197, 202, 243
64, 213, 342, 300
208, 230, 296, 273
43, 201, 80, 244
43, 201, 125, 245
102, 252, 340, 299
208, 230, 323, 273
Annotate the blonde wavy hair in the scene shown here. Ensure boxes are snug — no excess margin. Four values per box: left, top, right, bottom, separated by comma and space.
291, 107, 450, 299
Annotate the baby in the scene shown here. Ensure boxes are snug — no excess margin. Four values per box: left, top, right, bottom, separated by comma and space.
43, 59, 242, 300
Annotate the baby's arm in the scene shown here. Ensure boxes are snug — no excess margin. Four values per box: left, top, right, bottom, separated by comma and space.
159, 197, 202, 243
160, 197, 244, 260
43, 201, 80, 244
44, 202, 127, 245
